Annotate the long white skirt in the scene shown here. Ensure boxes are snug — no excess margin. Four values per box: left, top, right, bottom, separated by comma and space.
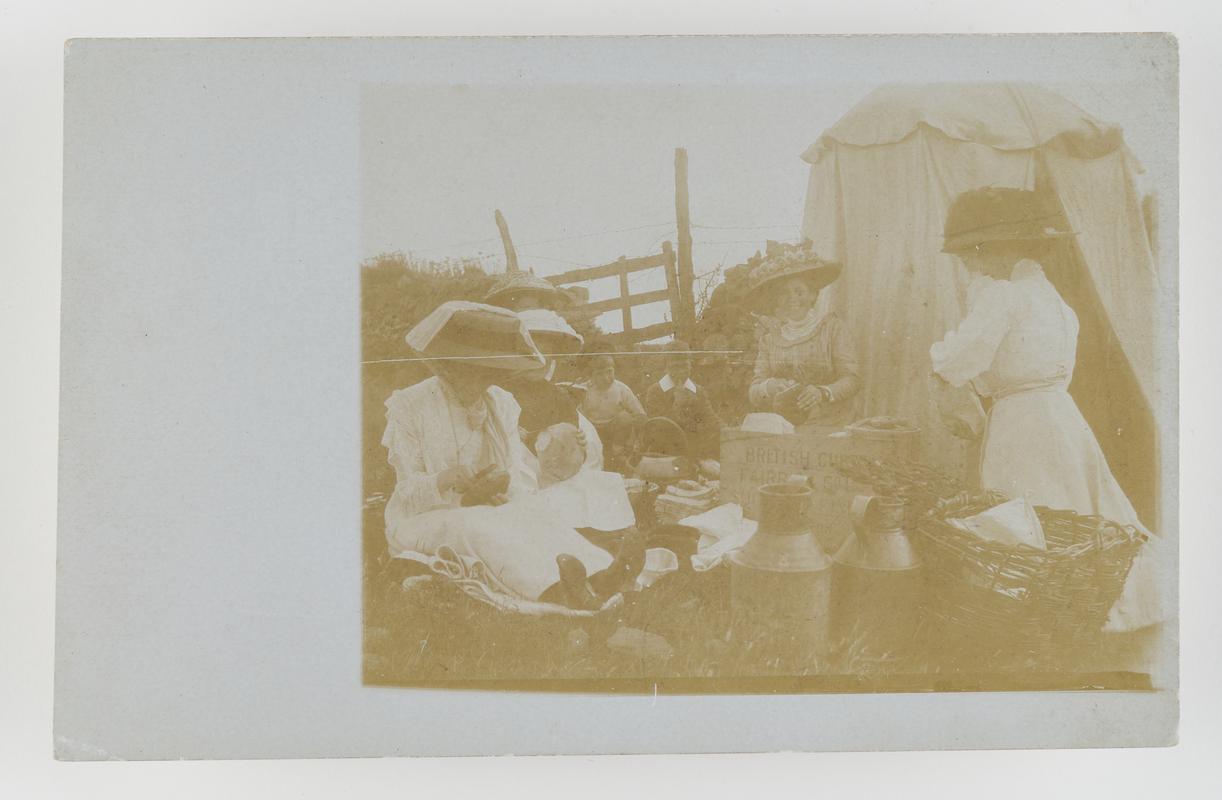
385, 472, 632, 601
981, 388, 1169, 633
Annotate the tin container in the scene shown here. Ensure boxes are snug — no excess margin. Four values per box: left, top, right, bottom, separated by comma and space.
730, 483, 834, 661
831, 495, 924, 655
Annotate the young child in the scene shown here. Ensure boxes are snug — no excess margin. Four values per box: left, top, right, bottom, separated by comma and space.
643, 342, 723, 459
535, 423, 587, 488
579, 354, 645, 466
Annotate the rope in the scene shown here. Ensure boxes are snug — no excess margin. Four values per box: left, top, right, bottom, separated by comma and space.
691, 223, 799, 231
410, 221, 674, 256
361, 349, 749, 366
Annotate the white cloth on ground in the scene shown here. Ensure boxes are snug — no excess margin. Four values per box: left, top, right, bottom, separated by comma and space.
637, 503, 758, 587
423, 546, 624, 618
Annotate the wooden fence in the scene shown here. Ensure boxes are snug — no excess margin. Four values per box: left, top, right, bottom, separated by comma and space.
547, 240, 694, 346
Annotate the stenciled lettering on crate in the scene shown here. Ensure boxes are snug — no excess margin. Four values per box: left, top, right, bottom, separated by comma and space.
721, 427, 919, 551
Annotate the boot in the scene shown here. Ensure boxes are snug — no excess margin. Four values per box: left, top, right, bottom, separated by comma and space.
555, 554, 600, 611
590, 528, 647, 598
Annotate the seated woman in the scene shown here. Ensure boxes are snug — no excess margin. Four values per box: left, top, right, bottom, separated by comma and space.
381, 301, 641, 610
745, 240, 862, 427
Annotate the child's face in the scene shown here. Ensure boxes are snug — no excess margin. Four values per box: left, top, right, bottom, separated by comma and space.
538, 423, 584, 484
666, 357, 692, 386
592, 365, 615, 389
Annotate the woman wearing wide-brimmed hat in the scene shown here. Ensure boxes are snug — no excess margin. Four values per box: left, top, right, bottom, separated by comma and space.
930, 186, 1166, 633
381, 301, 642, 610
745, 240, 862, 426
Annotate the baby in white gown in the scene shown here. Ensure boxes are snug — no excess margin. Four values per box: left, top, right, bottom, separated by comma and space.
402, 423, 639, 606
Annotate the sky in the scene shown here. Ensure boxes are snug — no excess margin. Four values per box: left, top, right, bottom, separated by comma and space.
361, 38, 1175, 335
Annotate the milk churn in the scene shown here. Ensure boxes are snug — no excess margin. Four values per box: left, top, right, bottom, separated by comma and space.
831, 495, 923, 656
729, 483, 835, 661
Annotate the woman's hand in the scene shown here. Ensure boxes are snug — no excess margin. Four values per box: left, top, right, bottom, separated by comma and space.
796, 385, 829, 412
765, 377, 797, 395
458, 467, 511, 506
437, 465, 475, 494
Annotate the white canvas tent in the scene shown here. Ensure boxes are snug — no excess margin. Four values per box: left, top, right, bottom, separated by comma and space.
801, 84, 1162, 525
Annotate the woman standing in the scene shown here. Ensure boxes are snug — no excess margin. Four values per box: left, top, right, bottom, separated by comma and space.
746, 240, 862, 426
930, 187, 1165, 633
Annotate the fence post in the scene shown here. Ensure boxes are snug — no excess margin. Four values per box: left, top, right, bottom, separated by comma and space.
674, 148, 696, 341
494, 209, 519, 273
661, 240, 681, 330
616, 257, 633, 334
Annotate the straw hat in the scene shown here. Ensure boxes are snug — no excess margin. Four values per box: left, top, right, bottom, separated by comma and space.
517, 308, 584, 356
405, 300, 547, 372
743, 240, 842, 311
942, 187, 1075, 254
483, 270, 564, 310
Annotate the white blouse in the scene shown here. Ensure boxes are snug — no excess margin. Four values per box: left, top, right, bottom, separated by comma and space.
381, 376, 538, 518
930, 260, 1079, 398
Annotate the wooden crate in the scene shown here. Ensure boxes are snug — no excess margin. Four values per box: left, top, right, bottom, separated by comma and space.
719, 426, 921, 553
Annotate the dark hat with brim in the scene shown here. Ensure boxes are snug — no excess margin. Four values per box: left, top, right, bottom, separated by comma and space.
640, 416, 688, 457
483, 271, 564, 309
743, 241, 842, 312
406, 301, 547, 372
942, 187, 1076, 255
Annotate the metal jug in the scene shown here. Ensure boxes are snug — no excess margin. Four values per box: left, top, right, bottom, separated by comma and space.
831, 495, 923, 656
730, 483, 834, 661
834, 495, 920, 571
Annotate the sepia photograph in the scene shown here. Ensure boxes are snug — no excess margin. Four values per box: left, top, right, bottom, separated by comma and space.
359, 44, 1177, 693
49, 32, 1189, 761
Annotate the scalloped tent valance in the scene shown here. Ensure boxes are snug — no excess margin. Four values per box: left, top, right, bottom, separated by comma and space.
802, 83, 1129, 165
800, 81, 1160, 524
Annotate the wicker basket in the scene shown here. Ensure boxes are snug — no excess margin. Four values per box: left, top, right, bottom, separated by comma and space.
918, 490, 1147, 657
834, 456, 967, 526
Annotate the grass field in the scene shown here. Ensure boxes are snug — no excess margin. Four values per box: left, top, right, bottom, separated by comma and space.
362, 513, 1156, 693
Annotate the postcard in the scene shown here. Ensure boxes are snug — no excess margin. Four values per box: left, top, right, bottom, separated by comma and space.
56, 34, 1178, 759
